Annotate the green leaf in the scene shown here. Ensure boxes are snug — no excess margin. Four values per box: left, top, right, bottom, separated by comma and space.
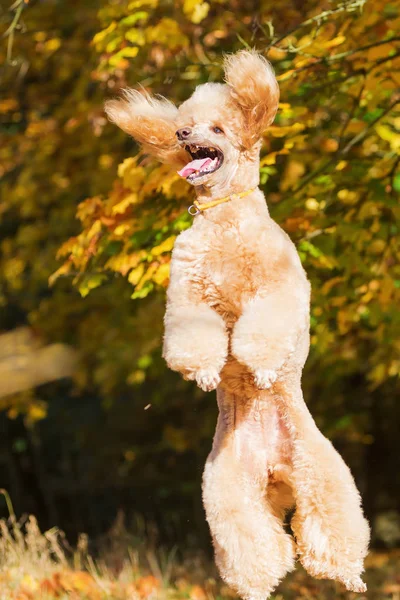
120, 11, 148, 26
78, 274, 107, 297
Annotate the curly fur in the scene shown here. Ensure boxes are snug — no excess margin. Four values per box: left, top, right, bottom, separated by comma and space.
105, 89, 187, 165
106, 50, 370, 600
224, 50, 280, 148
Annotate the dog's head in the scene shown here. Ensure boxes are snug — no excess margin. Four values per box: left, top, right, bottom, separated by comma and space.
105, 51, 279, 189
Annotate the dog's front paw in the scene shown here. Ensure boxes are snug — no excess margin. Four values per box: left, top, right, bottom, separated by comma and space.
186, 368, 220, 392
344, 576, 367, 594
254, 369, 278, 389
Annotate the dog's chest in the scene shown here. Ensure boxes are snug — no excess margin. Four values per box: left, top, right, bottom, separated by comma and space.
197, 227, 266, 321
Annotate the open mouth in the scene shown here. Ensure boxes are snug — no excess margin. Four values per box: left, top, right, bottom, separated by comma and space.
177, 144, 224, 181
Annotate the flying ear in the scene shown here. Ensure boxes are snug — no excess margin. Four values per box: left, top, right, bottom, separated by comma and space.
224, 50, 280, 148
105, 89, 187, 165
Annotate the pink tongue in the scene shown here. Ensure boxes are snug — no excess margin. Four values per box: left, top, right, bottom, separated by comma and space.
178, 157, 212, 178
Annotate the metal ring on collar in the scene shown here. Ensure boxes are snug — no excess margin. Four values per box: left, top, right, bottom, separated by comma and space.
188, 204, 201, 216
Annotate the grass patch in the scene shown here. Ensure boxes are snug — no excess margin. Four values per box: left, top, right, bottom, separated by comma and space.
0, 492, 399, 599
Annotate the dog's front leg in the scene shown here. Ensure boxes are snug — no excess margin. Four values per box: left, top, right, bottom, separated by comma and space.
231, 285, 308, 389
163, 256, 228, 391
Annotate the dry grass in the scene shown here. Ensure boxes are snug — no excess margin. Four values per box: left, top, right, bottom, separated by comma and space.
0, 491, 399, 600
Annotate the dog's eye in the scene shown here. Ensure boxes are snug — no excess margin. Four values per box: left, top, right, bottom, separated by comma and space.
212, 126, 224, 134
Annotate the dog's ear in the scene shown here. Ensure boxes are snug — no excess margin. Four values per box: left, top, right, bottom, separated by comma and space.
224, 50, 279, 148
105, 89, 187, 165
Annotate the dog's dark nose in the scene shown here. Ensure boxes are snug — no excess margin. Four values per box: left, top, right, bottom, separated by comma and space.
176, 127, 192, 141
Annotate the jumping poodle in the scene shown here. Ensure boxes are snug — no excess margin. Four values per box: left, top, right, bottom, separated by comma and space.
105, 50, 370, 600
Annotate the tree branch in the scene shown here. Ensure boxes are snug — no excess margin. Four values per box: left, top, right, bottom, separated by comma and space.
263, 0, 366, 50
277, 43, 400, 81
289, 96, 400, 197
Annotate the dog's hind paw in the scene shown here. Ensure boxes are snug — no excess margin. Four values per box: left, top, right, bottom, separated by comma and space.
254, 369, 278, 389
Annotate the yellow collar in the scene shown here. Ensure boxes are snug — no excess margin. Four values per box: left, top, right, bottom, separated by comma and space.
188, 188, 256, 216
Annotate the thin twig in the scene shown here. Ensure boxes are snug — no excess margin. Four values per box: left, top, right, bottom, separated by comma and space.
337, 78, 366, 149
0, 489, 16, 518
271, 34, 400, 59
278, 46, 400, 81
265, 0, 366, 50
341, 97, 399, 155
3, 0, 26, 64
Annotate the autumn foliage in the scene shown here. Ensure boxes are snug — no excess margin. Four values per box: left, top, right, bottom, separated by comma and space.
0, 0, 400, 570
52, 0, 400, 392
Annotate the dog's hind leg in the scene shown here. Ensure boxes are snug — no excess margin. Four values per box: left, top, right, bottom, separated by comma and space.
203, 388, 295, 600
275, 378, 370, 593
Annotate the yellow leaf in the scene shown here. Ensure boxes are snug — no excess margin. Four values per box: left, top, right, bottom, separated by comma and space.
118, 159, 147, 191
92, 22, 117, 47
337, 309, 351, 334
368, 239, 386, 255
268, 47, 287, 60
0, 98, 18, 113
323, 35, 346, 48
78, 274, 107, 298
368, 44, 395, 61
183, 0, 210, 23
276, 70, 295, 81
49, 261, 72, 287
145, 18, 189, 49
114, 223, 133, 236
125, 29, 146, 45
129, 0, 158, 8
305, 198, 319, 211
267, 123, 305, 137
105, 251, 144, 275
128, 263, 145, 285
44, 38, 61, 53
260, 148, 289, 166
28, 402, 48, 422
280, 160, 305, 191
109, 47, 139, 66
321, 138, 339, 152
118, 156, 137, 178
153, 263, 170, 285
368, 363, 386, 386
152, 236, 176, 256
375, 124, 400, 152
76, 196, 102, 223
388, 360, 400, 377
111, 193, 140, 215
331, 296, 347, 307
321, 276, 344, 295
337, 189, 359, 204
135, 263, 158, 289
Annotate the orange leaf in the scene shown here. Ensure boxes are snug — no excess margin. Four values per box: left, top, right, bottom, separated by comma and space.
136, 575, 161, 598
40, 578, 60, 596
189, 584, 208, 600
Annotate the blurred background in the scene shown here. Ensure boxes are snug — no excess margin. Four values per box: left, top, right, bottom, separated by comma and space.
0, 0, 399, 559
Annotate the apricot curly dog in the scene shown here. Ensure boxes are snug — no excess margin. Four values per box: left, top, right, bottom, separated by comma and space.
106, 50, 370, 600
